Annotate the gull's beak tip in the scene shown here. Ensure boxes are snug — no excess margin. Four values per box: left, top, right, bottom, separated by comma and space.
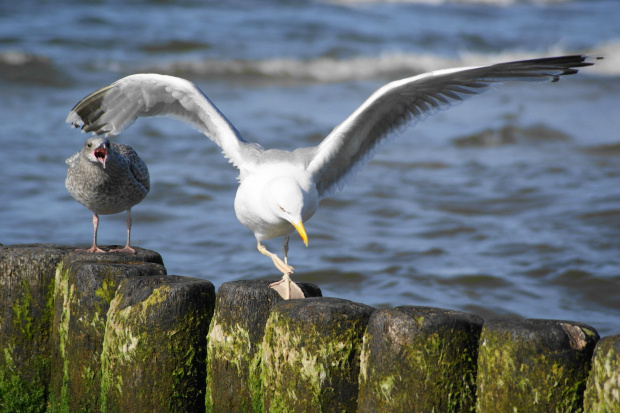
292, 220, 309, 247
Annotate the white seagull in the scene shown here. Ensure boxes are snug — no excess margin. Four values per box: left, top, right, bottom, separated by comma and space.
66, 55, 598, 299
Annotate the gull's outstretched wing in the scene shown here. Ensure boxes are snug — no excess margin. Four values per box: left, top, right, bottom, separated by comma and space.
66, 74, 263, 171
307, 55, 598, 198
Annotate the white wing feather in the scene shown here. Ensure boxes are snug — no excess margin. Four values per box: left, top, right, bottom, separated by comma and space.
307, 55, 595, 198
66, 74, 262, 171
67, 56, 596, 195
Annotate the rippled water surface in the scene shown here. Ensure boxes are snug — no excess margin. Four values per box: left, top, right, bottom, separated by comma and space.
1, 0, 619, 334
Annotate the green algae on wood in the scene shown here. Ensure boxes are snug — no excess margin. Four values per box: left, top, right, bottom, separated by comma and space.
0, 244, 73, 411
358, 306, 483, 413
49, 256, 167, 413
205, 281, 282, 413
205, 280, 321, 413
261, 297, 374, 413
100, 275, 215, 413
583, 334, 620, 412
476, 318, 599, 412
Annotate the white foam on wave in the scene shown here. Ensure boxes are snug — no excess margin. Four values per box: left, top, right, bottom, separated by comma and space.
0, 50, 70, 86
155, 53, 454, 82
0, 50, 51, 66
586, 40, 620, 76
145, 44, 618, 85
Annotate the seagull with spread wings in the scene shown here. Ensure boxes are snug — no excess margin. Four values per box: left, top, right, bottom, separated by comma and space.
67, 55, 599, 299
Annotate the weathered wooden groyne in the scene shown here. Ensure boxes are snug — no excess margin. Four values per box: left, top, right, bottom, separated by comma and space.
0, 243, 618, 412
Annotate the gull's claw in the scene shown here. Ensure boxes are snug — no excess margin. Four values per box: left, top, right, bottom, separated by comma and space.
109, 245, 137, 254
75, 246, 107, 253
269, 273, 305, 300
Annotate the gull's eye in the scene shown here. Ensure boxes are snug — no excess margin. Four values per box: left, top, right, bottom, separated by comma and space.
87, 142, 92, 148
279, 206, 285, 212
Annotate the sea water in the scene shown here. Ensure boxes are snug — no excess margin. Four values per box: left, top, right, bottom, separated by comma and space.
1, 0, 619, 334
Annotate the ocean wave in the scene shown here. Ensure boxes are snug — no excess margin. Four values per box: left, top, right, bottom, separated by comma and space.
140, 40, 212, 54
452, 124, 572, 148
139, 45, 618, 85
0, 50, 71, 86
321, 0, 574, 5
144, 52, 454, 83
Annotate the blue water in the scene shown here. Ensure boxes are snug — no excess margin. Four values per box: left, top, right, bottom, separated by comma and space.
1, 0, 620, 335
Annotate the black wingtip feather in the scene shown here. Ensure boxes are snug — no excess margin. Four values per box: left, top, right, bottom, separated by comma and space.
484, 54, 601, 83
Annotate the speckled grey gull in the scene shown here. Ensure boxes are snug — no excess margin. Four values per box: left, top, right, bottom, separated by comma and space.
65, 136, 150, 253
66, 55, 598, 297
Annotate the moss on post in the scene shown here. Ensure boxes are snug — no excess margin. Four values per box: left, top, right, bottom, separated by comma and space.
261, 297, 374, 412
205, 280, 321, 413
583, 334, 620, 412
49, 249, 166, 413
0, 244, 73, 412
358, 306, 483, 413
476, 318, 599, 412
99, 275, 215, 412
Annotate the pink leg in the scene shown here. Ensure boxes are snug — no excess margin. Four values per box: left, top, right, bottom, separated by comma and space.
110, 209, 136, 254
75, 213, 106, 253
266, 237, 305, 300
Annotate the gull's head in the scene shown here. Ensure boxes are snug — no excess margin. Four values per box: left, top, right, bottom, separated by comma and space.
83, 137, 110, 168
267, 177, 309, 247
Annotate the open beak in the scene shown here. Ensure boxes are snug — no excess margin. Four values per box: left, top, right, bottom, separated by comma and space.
291, 220, 309, 247
94, 145, 108, 168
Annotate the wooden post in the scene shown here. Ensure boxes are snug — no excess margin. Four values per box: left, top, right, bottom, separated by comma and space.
0, 244, 73, 411
2, 244, 619, 412
49, 252, 166, 412
584, 334, 620, 412
261, 297, 374, 412
358, 306, 483, 412
476, 318, 599, 412
99, 275, 215, 412
205, 280, 321, 413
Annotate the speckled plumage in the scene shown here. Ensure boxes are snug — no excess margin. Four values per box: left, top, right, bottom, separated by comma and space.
66, 136, 149, 253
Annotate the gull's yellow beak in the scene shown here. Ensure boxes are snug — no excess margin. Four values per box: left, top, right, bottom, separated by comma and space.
292, 220, 309, 247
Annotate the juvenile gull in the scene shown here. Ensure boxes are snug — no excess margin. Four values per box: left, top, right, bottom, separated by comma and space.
66, 55, 598, 298
65, 137, 150, 254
